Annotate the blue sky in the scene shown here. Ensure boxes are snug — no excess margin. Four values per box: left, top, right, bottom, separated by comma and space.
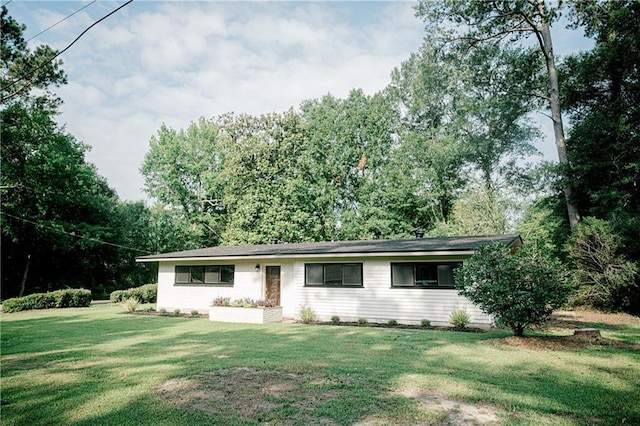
7, 1, 593, 201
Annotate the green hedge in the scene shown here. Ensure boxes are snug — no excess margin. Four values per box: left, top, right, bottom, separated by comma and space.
110, 283, 157, 304
1, 289, 92, 313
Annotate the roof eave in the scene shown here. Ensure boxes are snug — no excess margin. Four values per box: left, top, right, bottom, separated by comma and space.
136, 249, 477, 263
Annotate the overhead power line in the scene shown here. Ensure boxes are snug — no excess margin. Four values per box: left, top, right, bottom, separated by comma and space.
26, 0, 98, 43
2, 0, 133, 103
1, 211, 153, 255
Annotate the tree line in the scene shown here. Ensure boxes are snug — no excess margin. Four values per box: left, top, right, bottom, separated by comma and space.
2, 1, 638, 313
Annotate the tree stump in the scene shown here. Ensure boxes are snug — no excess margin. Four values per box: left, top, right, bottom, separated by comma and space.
573, 328, 601, 340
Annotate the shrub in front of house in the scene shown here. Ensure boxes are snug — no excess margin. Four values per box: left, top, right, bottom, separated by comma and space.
1, 289, 92, 313
331, 315, 340, 324
455, 243, 569, 337
299, 306, 316, 324
109, 283, 157, 304
449, 309, 471, 329
124, 298, 139, 312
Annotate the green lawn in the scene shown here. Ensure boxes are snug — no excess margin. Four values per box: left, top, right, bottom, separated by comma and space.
1, 304, 639, 425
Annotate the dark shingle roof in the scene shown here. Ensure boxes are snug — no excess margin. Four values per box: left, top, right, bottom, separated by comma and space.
137, 234, 521, 262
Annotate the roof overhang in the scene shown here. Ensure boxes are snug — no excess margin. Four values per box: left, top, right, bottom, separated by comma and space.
136, 234, 522, 264
136, 250, 477, 263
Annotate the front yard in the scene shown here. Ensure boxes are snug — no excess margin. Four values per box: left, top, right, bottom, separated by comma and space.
1, 304, 638, 425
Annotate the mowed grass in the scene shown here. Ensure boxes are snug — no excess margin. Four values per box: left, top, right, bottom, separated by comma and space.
0, 304, 638, 425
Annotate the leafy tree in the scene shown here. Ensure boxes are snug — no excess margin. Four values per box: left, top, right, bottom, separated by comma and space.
302, 90, 405, 240
387, 43, 467, 228
453, 44, 540, 193
389, 39, 540, 235
455, 244, 569, 336
1, 9, 154, 298
415, 0, 581, 229
1, 103, 123, 297
562, 0, 640, 260
566, 217, 639, 313
430, 181, 514, 237
141, 117, 226, 248
516, 195, 570, 262
219, 110, 324, 244
1, 5, 66, 108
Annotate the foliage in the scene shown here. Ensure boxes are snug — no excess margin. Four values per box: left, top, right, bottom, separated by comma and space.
299, 306, 316, 324
0, 6, 67, 108
190, 309, 199, 316
1, 10, 155, 300
141, 117, 226, 250
430, 181, 515, 236
414, 0, 580, 229
173, 309, 181, 316
448, 309, 471, 329
387, 319, 398, 326
1, 288, 92, 312
211, 296, 231, 307
420, 319, 431, 328
357, 317, 368, 325
109, 284, 157, 304
210, 296, 277, 308
219, 111, 325, 244
563, 0, 640, 302
516, 195, 570, 262
566, 217, 639, 312
455, 244, 569, 336
124, 298, 139, 313
331, 315, 340, 324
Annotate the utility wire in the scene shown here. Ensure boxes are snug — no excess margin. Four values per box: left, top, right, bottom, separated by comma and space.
1, 211, 153, 255
26, 0, 98, 43
1, 0, 14, 8
1, 0, 133, 103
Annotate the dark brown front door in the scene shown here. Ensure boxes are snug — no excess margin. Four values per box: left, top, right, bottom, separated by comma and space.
266, 266, 281, 306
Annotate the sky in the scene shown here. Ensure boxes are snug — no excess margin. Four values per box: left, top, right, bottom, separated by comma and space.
7, 1, 594, 202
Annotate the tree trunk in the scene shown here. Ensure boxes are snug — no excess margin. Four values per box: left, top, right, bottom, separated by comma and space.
18, 253, 31, 297
538, 16, 581, 230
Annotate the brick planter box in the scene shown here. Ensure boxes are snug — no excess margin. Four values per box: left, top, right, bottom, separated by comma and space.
209, 306, 283, 324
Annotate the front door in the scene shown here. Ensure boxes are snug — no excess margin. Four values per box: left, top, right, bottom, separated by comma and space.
265, 266, 281, 306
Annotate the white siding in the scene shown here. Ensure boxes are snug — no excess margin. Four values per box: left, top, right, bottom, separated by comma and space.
156, 256, 491, 327
283, 258, 491, 327
157, 260, 264, 313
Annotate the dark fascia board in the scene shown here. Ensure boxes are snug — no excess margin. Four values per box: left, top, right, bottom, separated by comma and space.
136, 234, 522, 263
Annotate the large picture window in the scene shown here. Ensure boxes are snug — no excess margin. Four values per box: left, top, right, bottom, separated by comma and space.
391, 262, 460, 288
175, 265, 234, 285
305, 263, 363, 287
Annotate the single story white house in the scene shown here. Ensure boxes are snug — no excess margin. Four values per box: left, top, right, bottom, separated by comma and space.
136, 234, 522, 327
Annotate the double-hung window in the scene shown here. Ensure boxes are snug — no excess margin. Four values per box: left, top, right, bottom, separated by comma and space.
305, 263, 363, 287
175, 265, 234, 286
391, 262, 460, 288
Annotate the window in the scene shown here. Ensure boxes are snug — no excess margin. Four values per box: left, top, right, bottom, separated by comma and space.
175, 265, 234, 285
391, 262, 460, 288
305, 263, 363, 287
